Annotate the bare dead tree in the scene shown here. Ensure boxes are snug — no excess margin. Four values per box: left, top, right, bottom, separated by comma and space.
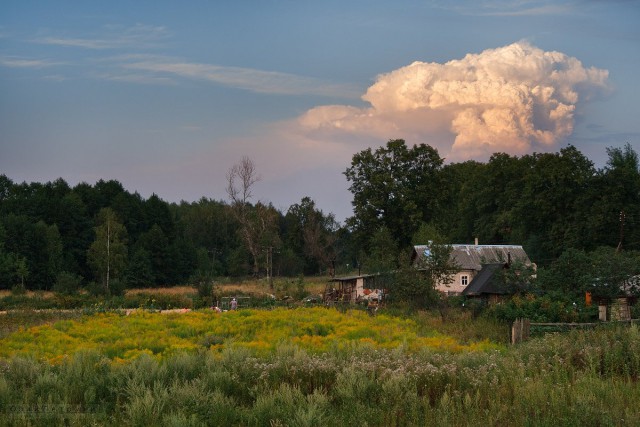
226, 156, 263, 276
226, 156, 260, 208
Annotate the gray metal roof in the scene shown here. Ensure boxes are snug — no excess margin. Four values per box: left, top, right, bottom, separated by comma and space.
413, 244, 531, 271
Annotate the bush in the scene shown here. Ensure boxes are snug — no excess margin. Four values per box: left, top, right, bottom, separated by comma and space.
53, 271, 82, 295
485, 294, 596, 323
10, 283, 26, 296
195, 279, 218, 308
0, 294, 58, 310
124, 292, 193, 310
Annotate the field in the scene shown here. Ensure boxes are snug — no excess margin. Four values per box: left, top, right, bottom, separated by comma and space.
1, 306, 639, 426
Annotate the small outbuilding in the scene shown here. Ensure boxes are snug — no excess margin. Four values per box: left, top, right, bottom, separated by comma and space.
460, 263, 511, 304
589, 275, 639, 321
324, 274, 383, 304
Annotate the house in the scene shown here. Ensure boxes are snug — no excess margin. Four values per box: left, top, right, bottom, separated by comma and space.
412, 242, 533, 296
323, 274, 384, 304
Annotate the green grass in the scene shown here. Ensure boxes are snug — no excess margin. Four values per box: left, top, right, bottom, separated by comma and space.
1, 311, 639, 425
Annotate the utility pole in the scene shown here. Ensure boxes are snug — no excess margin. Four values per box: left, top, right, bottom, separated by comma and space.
617, 210, 625, 252
106, 216, 110, 294
264, 246, 274, 290
269, 246, 273, 290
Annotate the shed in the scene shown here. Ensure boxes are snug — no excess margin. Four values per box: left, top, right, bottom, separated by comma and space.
324, 274, 382, 304
461, 263, 510, 304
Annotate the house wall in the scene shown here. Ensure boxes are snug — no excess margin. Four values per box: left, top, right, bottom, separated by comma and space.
355, 278, 365, 300
598, 298, 631, 321
435, 269, 476, 296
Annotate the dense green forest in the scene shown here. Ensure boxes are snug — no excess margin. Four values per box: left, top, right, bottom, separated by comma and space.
1, 140, 639, 296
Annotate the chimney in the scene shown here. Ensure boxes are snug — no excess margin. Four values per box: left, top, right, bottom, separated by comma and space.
474, 237, 479, 246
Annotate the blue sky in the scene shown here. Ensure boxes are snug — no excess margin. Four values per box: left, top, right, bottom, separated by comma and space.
1, 0, 639, 221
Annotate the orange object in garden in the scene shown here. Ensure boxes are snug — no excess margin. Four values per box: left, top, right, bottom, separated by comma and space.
585, 292, 592, 306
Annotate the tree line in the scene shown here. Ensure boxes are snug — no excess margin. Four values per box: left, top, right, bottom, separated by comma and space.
0, 173, 340, 293
1, 140, 638, 295
347, 140, 640, 270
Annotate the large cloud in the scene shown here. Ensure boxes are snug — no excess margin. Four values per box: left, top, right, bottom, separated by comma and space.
297, 42, 610, 160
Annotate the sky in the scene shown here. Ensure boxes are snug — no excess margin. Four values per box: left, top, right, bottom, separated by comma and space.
1, 0, 639, 222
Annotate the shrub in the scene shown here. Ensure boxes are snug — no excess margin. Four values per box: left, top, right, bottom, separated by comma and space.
10, 282, 26, 296
196, 279, 218, 308
124, 292, 194, 310
485, 294, 595, 323
53, 271, 83, 295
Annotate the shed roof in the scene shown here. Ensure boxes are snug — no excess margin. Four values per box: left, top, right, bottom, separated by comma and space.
413, 244, 531, 271
329, 273, 378, 282
461, 263, 509, 296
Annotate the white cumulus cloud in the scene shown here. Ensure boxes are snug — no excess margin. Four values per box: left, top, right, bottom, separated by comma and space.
297, 41, 610, 160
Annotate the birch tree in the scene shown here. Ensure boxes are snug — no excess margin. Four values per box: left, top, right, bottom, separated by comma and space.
87, 207, 127, 294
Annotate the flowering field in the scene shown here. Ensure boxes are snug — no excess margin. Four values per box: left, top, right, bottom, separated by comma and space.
0, 307, 500, 363
1, 309, 640, 425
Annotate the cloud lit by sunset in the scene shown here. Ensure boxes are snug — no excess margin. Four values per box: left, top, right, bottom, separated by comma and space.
1, 1, 637, 220
298, 42, 610, 161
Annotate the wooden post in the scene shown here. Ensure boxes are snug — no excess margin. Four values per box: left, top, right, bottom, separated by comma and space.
511, 318, 530, 345
511, 319, 520, 345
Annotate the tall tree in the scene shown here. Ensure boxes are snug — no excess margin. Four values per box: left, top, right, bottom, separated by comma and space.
467, 152, 528, 245
364, 226, 398, 274
587, 143, 640, 251
56, 192, 93, 277
0, 224, 15, 289
226, 156, 260, 276
517, 146, 596, 260
226, 157, 280, 278
284, 197, 338, 275
87, 208, 128, 294
135, 224, 170, 286
176, 198, 239, 276
345, 139, 444, 251
435, 160, 486, 242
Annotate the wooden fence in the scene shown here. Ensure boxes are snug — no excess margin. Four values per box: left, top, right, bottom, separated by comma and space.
511, 318, 640, 344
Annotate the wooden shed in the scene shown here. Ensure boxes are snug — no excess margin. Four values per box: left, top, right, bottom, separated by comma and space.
323, 274, 382, 304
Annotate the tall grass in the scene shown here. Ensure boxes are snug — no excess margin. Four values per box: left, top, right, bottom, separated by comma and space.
1, 324, 640, 425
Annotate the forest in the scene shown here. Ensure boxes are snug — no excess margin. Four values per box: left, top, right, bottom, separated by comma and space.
0, 140, 639, 299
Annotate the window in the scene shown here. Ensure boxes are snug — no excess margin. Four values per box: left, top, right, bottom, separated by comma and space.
461, 275, 468, 286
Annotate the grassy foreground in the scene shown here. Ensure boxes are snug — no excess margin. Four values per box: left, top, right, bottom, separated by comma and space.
1, 309, 639, 426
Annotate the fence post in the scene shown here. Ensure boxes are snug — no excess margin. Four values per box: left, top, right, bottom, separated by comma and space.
511, 318, 520, 345
511, 318, 530, 345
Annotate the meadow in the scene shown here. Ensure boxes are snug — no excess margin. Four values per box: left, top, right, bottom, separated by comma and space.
1, 306, 639, 426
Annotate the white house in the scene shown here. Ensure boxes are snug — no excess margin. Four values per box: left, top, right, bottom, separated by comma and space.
412, 242, 533, 296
